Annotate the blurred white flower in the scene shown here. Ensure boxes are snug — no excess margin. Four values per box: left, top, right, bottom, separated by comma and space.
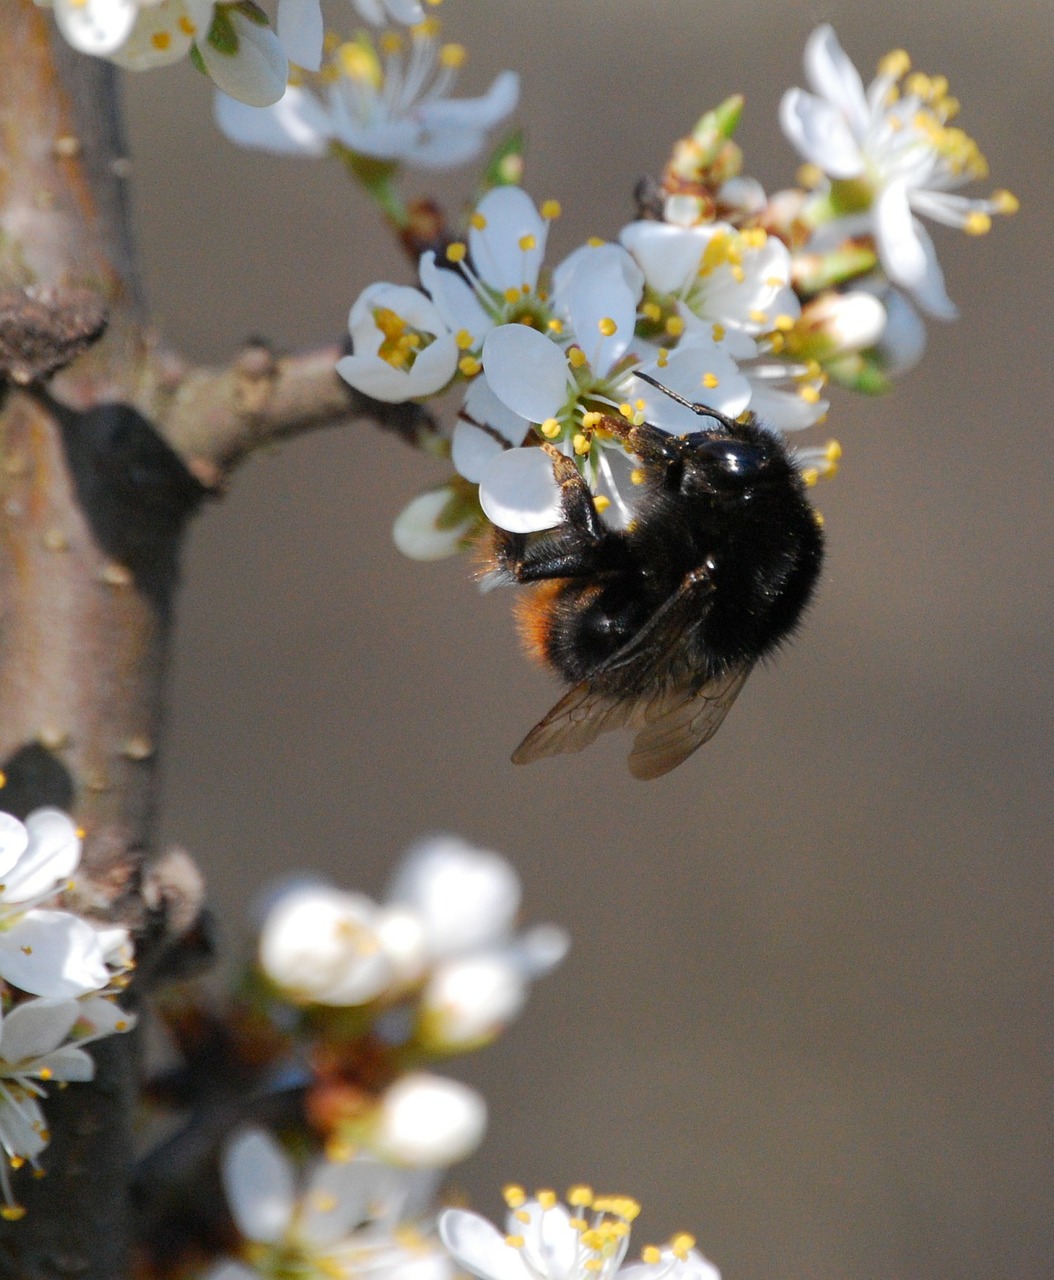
216, 21, 519, 169
353, 0, 427, 25
780, 24, 1017, 317
258, 884, 394, 1005
373, 1072, 486, 1166
441, 1188, 721, 1280
37, 0, 298, 105
210, 1126, 453, 1280
0, 809, 133, 999
0, 994, 135, 1216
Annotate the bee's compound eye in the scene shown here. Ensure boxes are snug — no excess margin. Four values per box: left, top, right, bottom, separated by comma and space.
698, 438, 769, 482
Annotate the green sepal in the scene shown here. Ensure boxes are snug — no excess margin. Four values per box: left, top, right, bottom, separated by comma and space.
479, 129, 526, 193
206, 7, 238, 55
794, 243, 879, 294
823, 351, 893, 395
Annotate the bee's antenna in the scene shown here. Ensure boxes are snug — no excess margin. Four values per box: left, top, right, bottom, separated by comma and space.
633, 371, 742, 433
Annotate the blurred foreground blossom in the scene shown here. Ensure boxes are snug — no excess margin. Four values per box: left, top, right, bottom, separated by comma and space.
36, 0, 315, 105
208, 1125, 453, 1280
440, 1186, 721, 1280
258, 835, 568, 1031
215, 19, 519, 170
780, 24, 1018, 317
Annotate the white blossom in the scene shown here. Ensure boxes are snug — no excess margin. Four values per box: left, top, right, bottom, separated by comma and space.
36, 0, 304, 105
440, 1187, 722, 1280
209, 1126, 453, 1280
780, 24, 1017, 317
216, 22, 518, 169
0, 994, 135, 1215
372, 1072, 486, 1166
0, 809, 133, 1000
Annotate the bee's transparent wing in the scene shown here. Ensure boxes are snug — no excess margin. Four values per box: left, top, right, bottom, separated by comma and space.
627, 664, 752, 780
512, 565, 720, 770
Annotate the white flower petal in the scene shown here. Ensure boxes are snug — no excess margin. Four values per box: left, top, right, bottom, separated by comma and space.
387, 837, 522, 958
479, 448, 563, 533
108, 2, 194, 70
633, 343, 751, 433
197, 13, 289, 108
392, 488, 476, 561
420, 954, 526, 1048
4, 808, 81, 902
469, 187, 548, 295
875, 286, 927, 373
620, 221, 718, 297
419, 253, 491, 341
374, 1074, 486, 1166
214, 85, 330, 156
0, 911, 110, 998
0, 814, 28, 880
802, 24, 870, 136
299, 1154, 379, 1248
0, 998, 79, 1063
339, 283, 459, 402
518, 1201, 579, 1279
52, 0, 138, 55
439, 1210, 533, 1280
0, 1092, 48, 1161
452, 421, 506, 485
276, 0, 323, 71
779, 88, 864, 179
558, 244, 643, 376
874, 182, 958, 318
222, 1128, 296, 1244
422, 70, 520, 133
482, 326, 569, 425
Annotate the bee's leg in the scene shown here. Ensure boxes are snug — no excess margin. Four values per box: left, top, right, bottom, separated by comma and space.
489, 444, 610, 584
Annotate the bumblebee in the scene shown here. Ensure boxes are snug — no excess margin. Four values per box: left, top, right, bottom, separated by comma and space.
488, 376, 825, 779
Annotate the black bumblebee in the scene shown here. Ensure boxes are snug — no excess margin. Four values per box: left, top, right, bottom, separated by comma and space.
488, 375, 825, 779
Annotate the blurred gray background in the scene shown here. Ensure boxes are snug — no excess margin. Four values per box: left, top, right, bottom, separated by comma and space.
123, 2, 1051, 1277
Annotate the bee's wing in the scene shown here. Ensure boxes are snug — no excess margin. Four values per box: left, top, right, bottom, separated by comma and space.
627, 664, 753, 780
512, 565, 718, 768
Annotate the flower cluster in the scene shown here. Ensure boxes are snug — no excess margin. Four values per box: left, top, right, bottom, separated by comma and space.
206, 1126, 453, 1280
215, 15, 518, 173
440, 1186, 721, 1280
252, 835, 566, 1163
36, 0, 320, 105
335, 23, 1013, 556
0, 809, 135, 1215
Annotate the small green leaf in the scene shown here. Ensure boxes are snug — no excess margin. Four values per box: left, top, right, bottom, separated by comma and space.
206, 8, 238, 55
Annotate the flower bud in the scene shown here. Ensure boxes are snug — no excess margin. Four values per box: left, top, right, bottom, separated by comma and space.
373, 1073, 487, 1166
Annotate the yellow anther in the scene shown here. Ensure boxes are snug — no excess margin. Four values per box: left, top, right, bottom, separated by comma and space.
593, 1195, 640, 1221
0, 1206, 25, 1221
768, 332, 785, 353
569, 1216, 589, 1231
594, 495, 611, 514
380, 31, 404, 54
313, 1192, 338, 1213
581, 411, 603, 429
541, 200, 562, 219
587, 236, 605, 247
773, 314, 795, 332
39, 1068, 52, 1081
963, 210, 991, 235
568, 347, 587, 369
8, 1158, 23, 1171
0, 772, 6, 787
670, 1233, 696, 1259
665, 315, 685, 337
517, 234, 538, 253
151, 31, 171, 50
584, 1261, 603, 1272
446, 241, 467, 263
540, 419, 562, 439
75, 826, 85, 839
642, 1247, 662, 1264
879, 48, 911, 80
710, 323, 726, 343
20, 946, 31, 956
440, 42, 466, 68
796, 162, 823, 189
701, 373, 719, 389
826, 440, 843, 463
411, 16, 440, 39
657, 350, 669, 368
630, 469, 645, 485
598, 317, 618, 337
505, 1235, 525, 1249
618, 403, 634, 420
514, 1209, 531, 1224
536, 1190, 558, 1210
503, 287, 521, 304
548, 318, 565, 334
178, 15, 196, 34
741, 227, 767, 249
455, 329, 474, 350
992, 189, 1019, 214
749, 309, 768, 325
115, 1020, 128, 1032
503, 1185, 526, 1207
801, 467, 819, 487
731, 265, 745, 283
799, 384, 821, 404
471, 212, 488, 230
642, 302, 662, 323
341, 40, 384, 85
573, 433, 591, 456
458, 356, 482, 377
